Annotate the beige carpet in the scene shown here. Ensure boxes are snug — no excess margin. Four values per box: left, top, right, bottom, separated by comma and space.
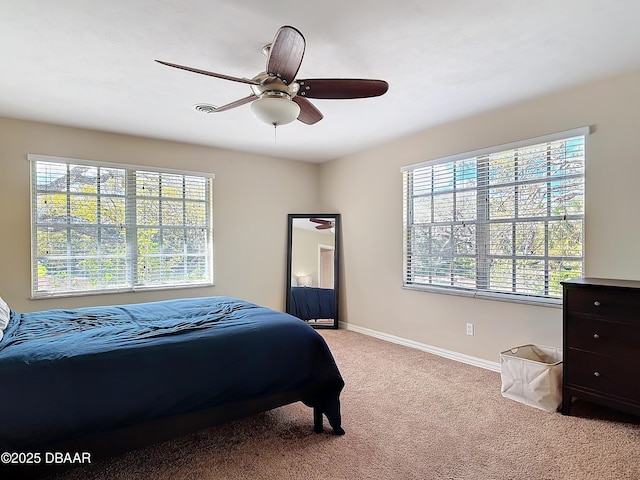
48, 329, 640, 480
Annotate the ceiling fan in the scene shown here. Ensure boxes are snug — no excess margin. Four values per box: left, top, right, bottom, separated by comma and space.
310, 218, 334, 230
155, 25, 389, 127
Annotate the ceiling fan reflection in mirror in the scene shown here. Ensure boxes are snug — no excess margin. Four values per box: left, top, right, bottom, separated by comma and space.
309, 218, 334, 230
156, 25, 389, 127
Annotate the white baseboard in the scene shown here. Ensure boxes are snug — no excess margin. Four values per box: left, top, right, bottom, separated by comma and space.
340, 322, 501, 373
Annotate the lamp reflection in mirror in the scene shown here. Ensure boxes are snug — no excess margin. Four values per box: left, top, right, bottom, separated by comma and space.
251, 95, 300, 126
297, 275, 313, 287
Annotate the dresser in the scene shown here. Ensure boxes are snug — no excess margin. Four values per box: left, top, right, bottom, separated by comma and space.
562, 278, 640, 416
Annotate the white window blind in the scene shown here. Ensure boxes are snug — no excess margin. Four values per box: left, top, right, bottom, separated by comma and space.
30, 155, 214, 298
402, 128, 588, 303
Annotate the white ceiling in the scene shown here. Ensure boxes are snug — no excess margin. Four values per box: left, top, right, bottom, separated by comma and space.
3, 1, 640, 163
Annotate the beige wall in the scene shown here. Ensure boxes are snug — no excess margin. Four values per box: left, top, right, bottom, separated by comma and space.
320, 69, 640, 362
0, 117, 319, 312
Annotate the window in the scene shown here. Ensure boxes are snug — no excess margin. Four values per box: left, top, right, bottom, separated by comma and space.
402, 128, 588, 304
30, 154, 214, 298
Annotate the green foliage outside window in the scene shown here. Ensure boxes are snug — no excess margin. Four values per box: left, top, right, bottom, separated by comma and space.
32, 159, 213, 296
403, 133, 585, 301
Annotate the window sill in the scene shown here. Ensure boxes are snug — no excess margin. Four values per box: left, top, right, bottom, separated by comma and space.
402, 283, 562, 308
31, 282, 214, 300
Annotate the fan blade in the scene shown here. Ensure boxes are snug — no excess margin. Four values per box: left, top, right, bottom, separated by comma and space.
207, 94, 257, 113
293, 97, 323, 125
296, 79, 389, 99
155, 60, 258, 85
266, 26, 305, 85
310, 217, 333, 230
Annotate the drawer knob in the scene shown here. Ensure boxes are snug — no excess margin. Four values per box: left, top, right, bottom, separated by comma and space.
593, 333, 600, 339
593, 301, 601, 306
594, 371, 601, 377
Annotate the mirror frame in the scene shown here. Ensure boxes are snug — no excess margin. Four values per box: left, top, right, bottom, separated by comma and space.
285, 213, 340, 329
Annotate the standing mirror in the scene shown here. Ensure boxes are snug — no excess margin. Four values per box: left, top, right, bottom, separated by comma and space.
286, 214, 340, 329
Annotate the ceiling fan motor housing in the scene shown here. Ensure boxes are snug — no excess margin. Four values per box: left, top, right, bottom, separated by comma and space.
250, 73, 299, 100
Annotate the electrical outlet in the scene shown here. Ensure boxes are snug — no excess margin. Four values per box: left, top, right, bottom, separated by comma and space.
466, 323, 474, 336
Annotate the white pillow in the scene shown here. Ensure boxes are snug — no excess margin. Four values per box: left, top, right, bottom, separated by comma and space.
0, 296, 10, 341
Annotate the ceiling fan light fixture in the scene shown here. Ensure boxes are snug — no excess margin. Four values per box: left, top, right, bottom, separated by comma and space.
251, 95, 300, 126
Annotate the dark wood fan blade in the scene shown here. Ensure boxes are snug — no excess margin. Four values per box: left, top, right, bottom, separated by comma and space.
155, 60, 258, 85
296, 79, 389, 99
310, 217, 333, 230
208, 94, 257, 112
266, 26, 305, 85
293, 97, 323, 125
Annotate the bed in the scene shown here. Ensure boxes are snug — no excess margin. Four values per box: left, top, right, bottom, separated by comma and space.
0, 296, 344, 477
290, 286, 336, 321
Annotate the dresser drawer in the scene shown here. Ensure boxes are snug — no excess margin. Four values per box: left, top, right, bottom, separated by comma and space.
565, 316, 640, 357
565, 287, 640, 322
565, 349, 640, 401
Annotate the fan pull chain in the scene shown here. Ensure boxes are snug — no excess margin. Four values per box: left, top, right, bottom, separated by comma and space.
273, 124, 278, 144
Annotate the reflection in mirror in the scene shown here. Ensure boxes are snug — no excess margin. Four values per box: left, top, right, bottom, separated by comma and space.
286, 214, 340, 329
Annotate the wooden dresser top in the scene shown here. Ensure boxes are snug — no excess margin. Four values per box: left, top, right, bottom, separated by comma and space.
562, 277, 640, 290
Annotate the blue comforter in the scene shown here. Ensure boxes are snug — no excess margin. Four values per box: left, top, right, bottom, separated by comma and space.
0, 296, 344, 449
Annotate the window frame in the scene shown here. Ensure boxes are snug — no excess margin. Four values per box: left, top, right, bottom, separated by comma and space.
29, 154, 215, 299
401, 127, 589, 307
